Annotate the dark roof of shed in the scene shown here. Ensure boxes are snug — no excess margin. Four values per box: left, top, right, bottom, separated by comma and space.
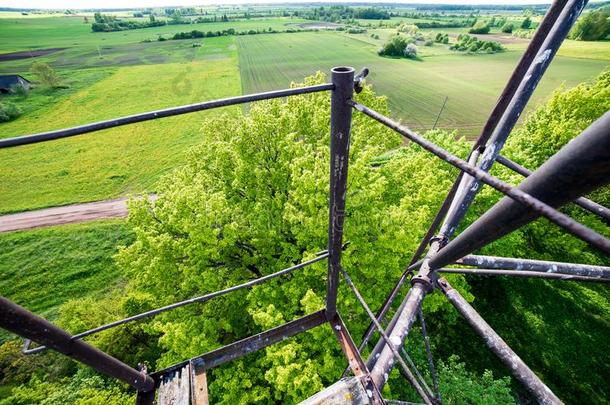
0, 75, 31, 88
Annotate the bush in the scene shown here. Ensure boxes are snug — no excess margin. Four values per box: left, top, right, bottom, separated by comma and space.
501, 22, 514, 33
0, 102, 22, 122
520, 16, 532, 29
11, 83, 29, 99
404, 43, 418, 58
569, 7, 610, 41
450, 34, 504, 54
30, 62, 60, 88
469, 21, 491, 34
378, 34, 417, 59
435, 32, 449, 44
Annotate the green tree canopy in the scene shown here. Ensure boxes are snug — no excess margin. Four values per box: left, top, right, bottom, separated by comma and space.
569, 7, 610, 41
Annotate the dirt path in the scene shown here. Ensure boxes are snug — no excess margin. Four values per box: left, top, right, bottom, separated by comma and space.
0, 195, 156, 233
0, 48, 66, 62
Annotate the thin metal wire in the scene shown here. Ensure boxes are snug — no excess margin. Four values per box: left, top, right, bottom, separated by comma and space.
24, 251, 329, 354
350, 101, 610, 256
419, 308, 440, 403
339, 268, 434, 405
400, 346, 435, 399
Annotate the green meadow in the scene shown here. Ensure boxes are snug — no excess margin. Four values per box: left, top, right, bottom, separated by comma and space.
0, 220, 131, 335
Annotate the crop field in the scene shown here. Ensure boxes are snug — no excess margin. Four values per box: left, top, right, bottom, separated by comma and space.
0, 16, 309, 52
237, 31, 608, 136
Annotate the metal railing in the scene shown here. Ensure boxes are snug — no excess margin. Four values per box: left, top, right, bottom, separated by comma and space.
1, 0, 609, 403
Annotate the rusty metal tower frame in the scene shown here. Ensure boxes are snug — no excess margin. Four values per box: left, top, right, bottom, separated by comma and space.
1, 0, 609, 403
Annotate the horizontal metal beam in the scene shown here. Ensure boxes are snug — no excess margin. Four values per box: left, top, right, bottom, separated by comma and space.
437, 278, 563, 405
457, 255, 610, 279
438, 268, 610, 283
430, 111, 610, 269
350, 101, 610, 256
497, 155, 610, 222
25, 251, 329, 354
152, 310, 327, 380
0, 297, 154, 392
0, 83, 334, 149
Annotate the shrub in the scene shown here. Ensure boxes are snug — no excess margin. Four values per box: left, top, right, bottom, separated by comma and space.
404, 43, 418, 58
11, 83, 29, 99
450, 34, 504, 54
30, 62, 60, 88
569, 7, 610, 41
469, 21, 491, 34
501, 22, 514, 33
520, 16, 532, 29
0, 102, 22, 122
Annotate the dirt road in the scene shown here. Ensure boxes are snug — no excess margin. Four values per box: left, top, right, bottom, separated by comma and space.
0, 195, 156, 233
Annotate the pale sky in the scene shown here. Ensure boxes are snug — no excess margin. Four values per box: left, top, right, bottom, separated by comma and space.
0, 0, 556, 11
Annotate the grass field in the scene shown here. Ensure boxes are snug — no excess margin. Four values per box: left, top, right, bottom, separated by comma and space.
237, 31, 608, 136
0, 57, 241, 213
0, 16, 309, 53
0, 220, 131, 336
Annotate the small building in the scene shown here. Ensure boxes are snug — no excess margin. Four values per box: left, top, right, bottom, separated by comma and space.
0, 75, 31, 94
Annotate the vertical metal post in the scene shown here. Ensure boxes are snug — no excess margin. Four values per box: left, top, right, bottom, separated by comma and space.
326, 66, 355, 318
0, 297, 154, 393
437, 278, 563, 405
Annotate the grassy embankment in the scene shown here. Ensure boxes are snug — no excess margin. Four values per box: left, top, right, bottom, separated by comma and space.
0, 220, 132, 340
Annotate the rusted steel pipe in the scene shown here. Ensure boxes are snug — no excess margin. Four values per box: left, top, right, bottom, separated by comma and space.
430, 111, 610, 270
497, 155, 610, 222
439, 0, 587, 238
340, 268, 433, 404
0, 83, 334, 149
457, 255, 610, 279
24, 251, 330, 355
367, 240, 441, 390
326, 66, 355, 318
438, 268, 610, 283
351, 101, 610, 254
437, 278, 563, 405
472, 0, 567, 152
0, 297, 154, 392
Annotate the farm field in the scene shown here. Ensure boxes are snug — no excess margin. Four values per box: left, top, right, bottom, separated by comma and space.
0, 16, 309, 52
237, 31, 608, 135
